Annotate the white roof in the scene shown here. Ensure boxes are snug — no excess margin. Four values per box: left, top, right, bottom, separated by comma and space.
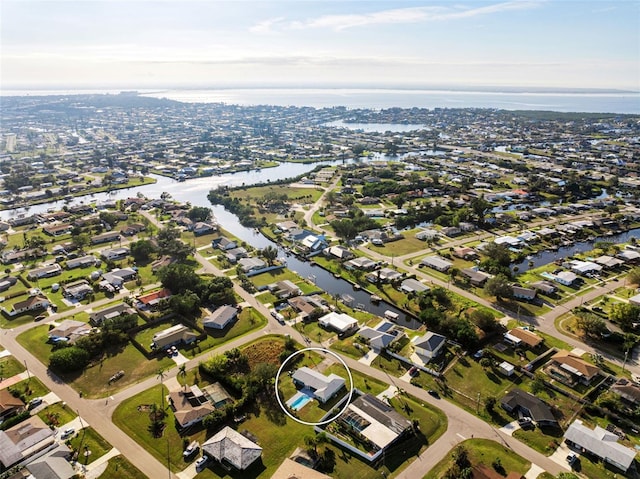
292, 367, 345, 402
318, 311, 358, 333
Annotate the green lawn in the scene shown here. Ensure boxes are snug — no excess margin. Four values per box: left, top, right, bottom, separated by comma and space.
38, 402, 77, 427
67, 427, 112, 465
423, 438, 532, 479
367, 235, 431, 256
0, 356, 26, 378
113, 384, 201, 472
98, 455, 147, 479
7, 377, 49, 403
16, 324, 55, 366
330, 336, 367, 359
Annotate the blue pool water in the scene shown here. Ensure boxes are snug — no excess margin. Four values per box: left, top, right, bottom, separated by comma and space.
288, 392, 313, 411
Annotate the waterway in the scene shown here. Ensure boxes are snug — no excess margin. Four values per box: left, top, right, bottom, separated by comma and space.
512, 228, 640, 274
0, 161, 416, 326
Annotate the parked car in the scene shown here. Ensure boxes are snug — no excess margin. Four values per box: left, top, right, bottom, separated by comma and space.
61, 428, 75, 439
29, 397, 43, 409
271, 310, 285, 324
183, 441, 199, 458
427, 390, 440, 399
195, 456, 209, 471
408, 366, 419, 377
518, 417, 533, 429
566, 453, 577, 466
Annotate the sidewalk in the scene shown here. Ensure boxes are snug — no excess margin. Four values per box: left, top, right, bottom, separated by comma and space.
0, 371, 30, 390
82, 447, 121, 479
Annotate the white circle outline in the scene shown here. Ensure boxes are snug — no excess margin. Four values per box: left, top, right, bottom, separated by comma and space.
275, 347, 354, 426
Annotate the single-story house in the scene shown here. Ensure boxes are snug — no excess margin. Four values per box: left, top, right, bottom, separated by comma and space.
271, 458, 332, 479
0, 276, 18, 292
611, 377, 640, 411
169, 384, 215, 430
268, 280, 302, 299
399, 278, 429, 294
415, 229, 439, 241
237, 257, 266, 274
420, 256, 452, 272
203, 305, 238, 330
593, 255, 624, 269
530, 281, 557, 295
202, 426, 262, 471
357, 321, 400, 351
9, 295, 50, 316
151, 324, 198, 350
512, 286, 537, 301
494, 236, 521, 247
323, 245, 354, 261
225, 247, 248, 263
554, 271, 578, 286
24, 447, 76, 479
0, 389, 25, 423
101, 247, 130, 261
62, 280, 93, 300
213, 237, 237, 251
89, 303, 136, 326
137, 288, 172, 309
192, 221, 217, 236
564, 420, 636, 473
365, 267, 402, 284
318, 311, 359, 335
501, 389, 557, 427
288, 295, 328, 316
292, 367, 345, 403
414, 332, 446, 360
120, 223, 146, 236
628, 293, 640, 307
66, 254, 99, 270
339, 393, 412, 453
298, 234, 326, 253
0, 416, 55, 469
48, 319, 91, 343
566, 260, 602, 276
42, 224, 73, 236
91, 231, 121, 244
27, 263, 62, 280
344, 257, 377, 271
506, 328, 543, 348
617, 249, 640, 263
548, 350, 601, 386
461, 268, 491, 287
101, 267, 137, 288
452, 247, 478, 260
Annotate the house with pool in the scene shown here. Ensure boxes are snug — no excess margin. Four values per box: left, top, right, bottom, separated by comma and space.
290, 367, 345, 407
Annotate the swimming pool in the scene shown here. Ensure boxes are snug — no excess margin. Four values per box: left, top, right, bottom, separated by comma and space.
287, 391, 313, 411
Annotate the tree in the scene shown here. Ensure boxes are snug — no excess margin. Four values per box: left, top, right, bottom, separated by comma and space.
130, 239, 158, 262
71, 233, 90, 252
178, 364, 187, 390
49, 346, 90, 372
260, 246, 278, 266
157, 368, 167, 413
469, 309, 499, 332
187, 206, 212, 222
575, 313, 608, 339
157, 263, 201, 294
609, 302, 640, 331
627, 267, 640, 286
250, 362, 278, 390
484, 275, 513, 301
479, 357, 492, 370
485, 395, 497, 412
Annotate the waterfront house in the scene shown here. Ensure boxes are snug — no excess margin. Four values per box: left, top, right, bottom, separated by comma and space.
318, 311, 358, 335
399, 278, 429, 294
237, 257, 266, 274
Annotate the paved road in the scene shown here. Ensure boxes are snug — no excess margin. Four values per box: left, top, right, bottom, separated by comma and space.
0, 200, 632, 479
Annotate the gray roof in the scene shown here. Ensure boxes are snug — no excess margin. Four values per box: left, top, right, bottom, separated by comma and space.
501, 389, 556, 425
414, 332, 446, 352
400, 278, 429, 293
564, 421, 636, 472
203, 305, 238, 329
351, 394, 411, 435
202, 426, 262, 470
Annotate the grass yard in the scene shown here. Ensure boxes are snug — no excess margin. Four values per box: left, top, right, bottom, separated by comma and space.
98, 455, 148, 479
423, 438, 532, 479
38, 402, 77, 427
67, 427, 112, 465
330, 336, 367, 359
18, 323, 174, 398
7, 377, 49, 403
367, 235, 431, 257
0, 356, 26, 378
113, 384, 207, 472
296, 320, 337, 344
250, 269, 307, 289
512, 425, 565, 456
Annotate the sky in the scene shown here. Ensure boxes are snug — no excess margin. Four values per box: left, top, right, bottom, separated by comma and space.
1, 0, 639, 91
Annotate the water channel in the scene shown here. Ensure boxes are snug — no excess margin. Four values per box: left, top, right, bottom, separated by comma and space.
2, 161, 635, 328
0, 162, 418, 326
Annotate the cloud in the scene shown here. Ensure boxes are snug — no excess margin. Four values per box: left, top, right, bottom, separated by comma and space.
261, 1, 543, 32
248, 17, 286, 34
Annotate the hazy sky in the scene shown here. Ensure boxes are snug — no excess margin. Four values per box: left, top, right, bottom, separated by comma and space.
2, 0, 639, 90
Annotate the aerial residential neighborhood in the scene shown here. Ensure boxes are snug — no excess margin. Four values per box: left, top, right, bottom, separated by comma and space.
0, 91, 638, 479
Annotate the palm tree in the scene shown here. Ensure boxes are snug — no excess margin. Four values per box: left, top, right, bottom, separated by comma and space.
178, 364, 187, 391
157, 368, 166, 412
